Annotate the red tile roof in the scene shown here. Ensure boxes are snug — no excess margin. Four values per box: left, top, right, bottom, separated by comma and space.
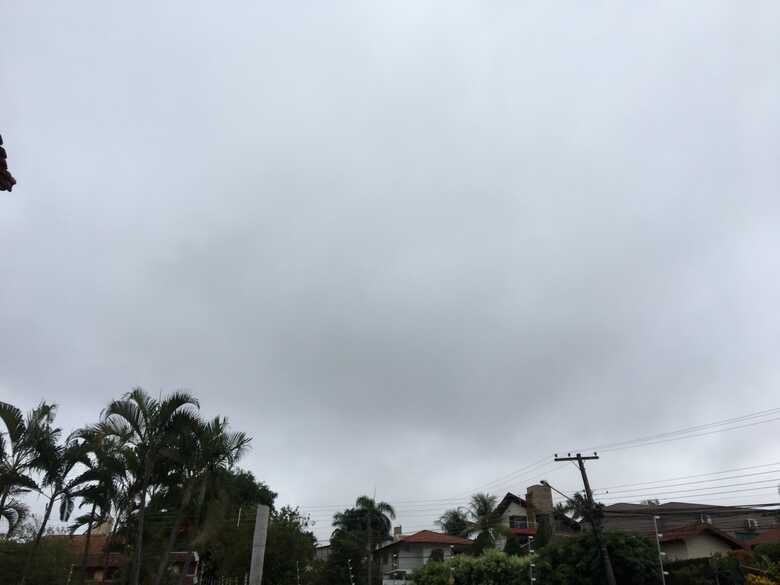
383, 530, 473, 546
401, 530, 473, 545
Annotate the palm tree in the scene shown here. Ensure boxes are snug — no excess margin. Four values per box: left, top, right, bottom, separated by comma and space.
69, 429, 128, 585
437, 507, 469, 536
0, 401, 58, 535
333, 496, 396, 585
464, 493, 500, 551
151, 416, 250, 585
98, 388, 200, 585
0, 497, 28, 534
332, 496, 396, 541
20, 431, 88, 585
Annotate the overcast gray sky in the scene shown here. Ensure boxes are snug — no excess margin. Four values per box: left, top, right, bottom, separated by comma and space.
2, 2, 779, 541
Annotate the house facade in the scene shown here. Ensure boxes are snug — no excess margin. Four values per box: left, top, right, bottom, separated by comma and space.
375, 530, 472, 583
658, 524, 745, 562
602, 502, 777, 543
492, 484, 559, 550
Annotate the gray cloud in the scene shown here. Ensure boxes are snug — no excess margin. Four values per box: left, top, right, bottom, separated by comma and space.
2, 1, 779, 539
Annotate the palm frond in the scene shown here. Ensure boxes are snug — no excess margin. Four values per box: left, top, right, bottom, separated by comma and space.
157, 391, 200, 427
0, 401, 25, 449
102, 399, 145, 440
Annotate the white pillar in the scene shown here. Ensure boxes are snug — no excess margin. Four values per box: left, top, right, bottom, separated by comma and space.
249, 505, 271, 585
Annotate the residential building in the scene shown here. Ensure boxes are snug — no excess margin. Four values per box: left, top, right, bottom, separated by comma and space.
602, 502, 778, 543
657, 524, 745, 562
492, 483, 579, 549
315, 544, 331, 561
75, 551, 199, 584
375, 530, 472, 582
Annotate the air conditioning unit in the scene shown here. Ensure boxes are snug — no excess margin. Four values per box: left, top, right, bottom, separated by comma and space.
745, 519, 759, 530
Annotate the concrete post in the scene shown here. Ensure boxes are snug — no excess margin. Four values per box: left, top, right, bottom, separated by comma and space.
248, 505, 271, 585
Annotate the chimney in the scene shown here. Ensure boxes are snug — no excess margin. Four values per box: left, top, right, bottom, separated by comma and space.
393, 526, 402, 541
526, 484, 553, 524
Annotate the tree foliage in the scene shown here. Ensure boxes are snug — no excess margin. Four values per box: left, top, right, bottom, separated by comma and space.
536, 530, 658, 585
412, 548, 530, 585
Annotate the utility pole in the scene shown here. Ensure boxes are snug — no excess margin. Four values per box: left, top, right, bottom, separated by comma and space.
248, 505, 271, 585
652, 516, 668, 585
347, 559, 355, 585
366, 517, 374, 585
528, 535, 536, 584
555, 453, 616, 585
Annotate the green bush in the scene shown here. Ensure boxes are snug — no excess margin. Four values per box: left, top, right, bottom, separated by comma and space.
666, 556, 744, 585
0, 538, 76, 585
755, 543, 780, 564
536, 531, 658, 585
412, 548, 530, 585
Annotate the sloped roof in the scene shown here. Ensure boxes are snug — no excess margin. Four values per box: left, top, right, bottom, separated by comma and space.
377, 530, 472, 550
493, 493, 528, 517
605, 502, 762, 514
659, 523, 745, 549
747, 528, 780, 547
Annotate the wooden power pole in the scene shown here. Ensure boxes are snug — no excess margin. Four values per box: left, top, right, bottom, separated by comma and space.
555, 453, 617, 585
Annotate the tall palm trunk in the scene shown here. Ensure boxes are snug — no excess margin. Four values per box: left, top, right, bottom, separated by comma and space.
152, 481, 194, 585
77, 501, 97, 585
104, 510, 122, 584
19, 495, 55, 585
0, 489, 10, 537
130, 466, 152, 585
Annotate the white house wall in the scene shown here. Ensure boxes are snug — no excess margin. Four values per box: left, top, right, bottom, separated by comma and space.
661, 534, 735, 562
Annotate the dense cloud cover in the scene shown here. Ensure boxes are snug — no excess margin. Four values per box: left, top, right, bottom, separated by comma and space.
2, 2, 779, 540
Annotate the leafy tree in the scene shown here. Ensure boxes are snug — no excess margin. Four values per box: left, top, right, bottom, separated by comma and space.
503, 534, 525, 556
412, 548, 530, 585
222, 468, 276, 510
197, 468, 277, 581
97, 388, 200, 585
262, 506, 317, 585
0, 524, 77, 585
537, 530, 657, 585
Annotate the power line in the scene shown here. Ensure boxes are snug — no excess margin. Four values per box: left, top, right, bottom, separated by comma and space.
572, 407, 780, 454
592, 461, 780, 491
594, 470, 780, 496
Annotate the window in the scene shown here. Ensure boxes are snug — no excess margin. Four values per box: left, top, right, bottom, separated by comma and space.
509, 515, 528, 529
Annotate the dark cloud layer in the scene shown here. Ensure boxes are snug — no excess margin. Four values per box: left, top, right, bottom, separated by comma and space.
2, 2, 779, 539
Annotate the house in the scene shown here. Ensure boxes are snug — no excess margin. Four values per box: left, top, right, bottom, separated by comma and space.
491, 483, 579, 549
657, 523, 745, 562
315, 544, 331, 561
601, 502, 777, 543
75, 551, 200, 583
375, 530, 472, 582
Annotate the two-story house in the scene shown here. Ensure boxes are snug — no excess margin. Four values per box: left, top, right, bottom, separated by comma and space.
491, 483, 560, 550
